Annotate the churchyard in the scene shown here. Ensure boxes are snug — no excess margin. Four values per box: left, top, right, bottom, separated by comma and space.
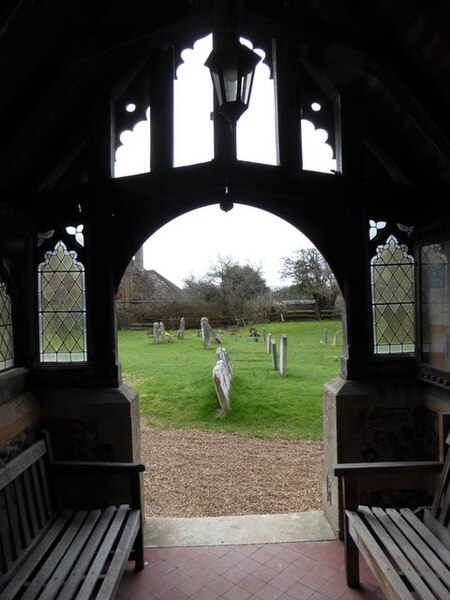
118, 319, 342, 440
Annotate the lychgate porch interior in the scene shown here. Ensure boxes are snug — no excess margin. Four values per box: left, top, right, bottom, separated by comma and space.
1, 1, 450, 598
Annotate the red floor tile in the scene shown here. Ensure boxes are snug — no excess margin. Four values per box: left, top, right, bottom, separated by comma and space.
117, 540, 385, 600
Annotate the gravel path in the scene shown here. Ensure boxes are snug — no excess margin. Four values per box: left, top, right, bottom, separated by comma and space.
141, 423, 324, 518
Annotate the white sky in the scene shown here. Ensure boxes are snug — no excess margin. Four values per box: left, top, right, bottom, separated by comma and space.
114, 34, 336, 289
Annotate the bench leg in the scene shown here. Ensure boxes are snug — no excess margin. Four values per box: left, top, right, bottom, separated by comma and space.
345, 522, 360, 587
134, 525, 145, 571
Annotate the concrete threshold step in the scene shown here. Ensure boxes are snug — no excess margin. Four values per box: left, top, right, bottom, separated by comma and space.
144, 511, 336, 547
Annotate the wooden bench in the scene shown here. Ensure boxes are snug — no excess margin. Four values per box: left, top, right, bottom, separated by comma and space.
0, 436, 145, 599
334, 431, 450, 600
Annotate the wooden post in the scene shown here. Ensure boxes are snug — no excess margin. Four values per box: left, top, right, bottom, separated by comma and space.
280, 335, 287, 376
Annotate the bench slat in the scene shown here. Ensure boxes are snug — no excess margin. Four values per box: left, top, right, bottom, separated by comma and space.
0, 440, 47, 491
346, 510, 415, 600
30, 462, 47, 527
75, 505, 130, 599
395, 509, 450, 575
4, 486, 23, 559
0, 492, 13, 571
388, 509, 450, 587
38, 456, 53, 517
14, 478, 31, 547
56, 506, 117, 600
22, 469, 40, 536
1, 509, 75, 600
96, 509, 141, 600
373, 507, 450, 599
37, 509, 102, 600
359, 506, 436, 600
21, 510, 88, 600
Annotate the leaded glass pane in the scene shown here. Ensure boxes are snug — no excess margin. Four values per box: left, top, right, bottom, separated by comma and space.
38, 241, 87, 363
420, 243, 450, 370
0, 280, 14, 370
370, 234, 415, 355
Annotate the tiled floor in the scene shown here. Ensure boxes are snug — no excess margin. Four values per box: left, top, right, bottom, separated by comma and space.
117, 540, 385, 600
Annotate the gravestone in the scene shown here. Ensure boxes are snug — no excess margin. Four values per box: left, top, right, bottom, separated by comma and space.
216, 347, 233, 379
212, 348, 233, 413
159, 321, 165, 338
177, 317, 185, 339
332, 331, 339, 346
280, 334, 287, 376
271, 339, 278, 370
266, 333, 272, 354
153, 322, 160, 344
200, 317, 223, 349
322, 328, 328, 343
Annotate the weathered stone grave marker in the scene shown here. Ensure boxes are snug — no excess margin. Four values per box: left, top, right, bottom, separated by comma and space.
322, 328, 328, 343
332, 331, 339, 346
280, 334, 287, 376
266, 333, 272, 354
153, 321, 160, 344
271, 339, 278, 370
177, 317, 185, 339
201, 317, 223, 349
212, 347, 233, 413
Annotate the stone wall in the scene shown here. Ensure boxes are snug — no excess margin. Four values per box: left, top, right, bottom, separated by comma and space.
323, 376, 449, 537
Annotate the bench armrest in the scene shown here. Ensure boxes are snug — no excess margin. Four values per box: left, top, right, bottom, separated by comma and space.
50, 460, 145, 473
333, 461, 442, 476
333, 460, 443, 516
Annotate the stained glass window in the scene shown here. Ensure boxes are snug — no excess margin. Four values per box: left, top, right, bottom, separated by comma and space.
0, 278, 14, 371
371, 234, 415, 354
38, 241, 87, 363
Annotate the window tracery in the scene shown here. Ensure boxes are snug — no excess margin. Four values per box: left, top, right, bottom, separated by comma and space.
37, 240, 87, 363
370, 224, 415, 355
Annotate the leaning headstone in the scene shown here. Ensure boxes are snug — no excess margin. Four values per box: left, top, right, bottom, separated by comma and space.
212, 348, 233, 413
266, 333, 272, 354
280, 334, 287, 376
200, 317, 223, 349
201, 317, 212, 349
271, 339, 278, 371
332, 331, 339, 346
177, 317, 185, 339
217, 347, 233, 379
153, 322, 160, 344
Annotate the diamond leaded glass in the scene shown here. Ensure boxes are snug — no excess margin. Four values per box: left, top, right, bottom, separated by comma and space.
370, 234, 415, 354
38, 241, 87, 362
0, 280, 14, 370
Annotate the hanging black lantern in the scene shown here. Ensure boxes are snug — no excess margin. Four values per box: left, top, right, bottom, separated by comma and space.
205, 35, 261, 124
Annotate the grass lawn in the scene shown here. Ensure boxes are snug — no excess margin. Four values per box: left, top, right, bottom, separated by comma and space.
118, 320, 342, 441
